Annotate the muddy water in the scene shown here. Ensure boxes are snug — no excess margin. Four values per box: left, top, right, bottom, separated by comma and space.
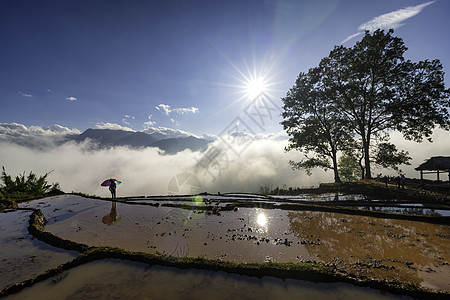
287, 211, 450, 291
4, 259, 411, 300
0, 210, 78, 290
18, 195, 450, 292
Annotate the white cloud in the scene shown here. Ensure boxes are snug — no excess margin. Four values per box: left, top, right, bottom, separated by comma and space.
342, 1, 435, 43
93, 122, 134, 132
122, 115, 135, 125
173, 107, 199, 114
1, 122, 449, 196
143, 115, 156, 129
18, 92, 33, 98
0, 123, 80, 137
156, 104, 199, 116
0, 134, 325, 196
66, 96, 77, 101
143, 126, 200, 139
0, 123, 81, 148
156, 104, 172, 115
202, 133, 218, 141
341, 32, 363, 44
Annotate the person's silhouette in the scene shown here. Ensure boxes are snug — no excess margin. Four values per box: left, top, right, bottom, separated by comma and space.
109, 179, 117, 199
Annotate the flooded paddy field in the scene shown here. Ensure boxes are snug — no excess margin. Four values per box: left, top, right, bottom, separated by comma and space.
3, 259, 411, 300
0, 209, 78, 290
1, 192, 449, 298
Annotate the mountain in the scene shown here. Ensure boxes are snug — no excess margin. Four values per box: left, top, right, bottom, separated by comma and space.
151, 136, 210, 154
74, 129, 133, 145
73, 128, 211, 153
114, 132, 160, 147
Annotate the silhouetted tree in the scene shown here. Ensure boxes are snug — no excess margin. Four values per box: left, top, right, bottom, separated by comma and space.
282, 66, 353, 183
327, 29, 449, 178
283, 29, 450, 180
373, 142, 411, 171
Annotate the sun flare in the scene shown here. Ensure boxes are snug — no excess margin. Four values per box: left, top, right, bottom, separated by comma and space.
246, 77, 266, 100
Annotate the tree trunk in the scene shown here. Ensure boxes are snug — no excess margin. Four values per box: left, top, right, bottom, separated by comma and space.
358, 156, 365, 180
332, 152, 342, 183
363, 141, 371, 179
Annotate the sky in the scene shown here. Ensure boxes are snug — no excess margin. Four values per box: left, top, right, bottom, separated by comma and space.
1, 0, 450, 195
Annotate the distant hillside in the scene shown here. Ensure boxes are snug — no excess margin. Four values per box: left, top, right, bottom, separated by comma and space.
74, 129, 134, 145
151, 136, 210, 154
72, 128, 211, 153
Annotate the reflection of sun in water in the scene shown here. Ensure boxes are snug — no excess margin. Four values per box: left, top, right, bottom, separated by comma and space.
257, 212, 267, 227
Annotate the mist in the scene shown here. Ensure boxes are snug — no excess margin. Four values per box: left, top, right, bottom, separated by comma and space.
1, 127, 449, 197
0, 137, 328, 197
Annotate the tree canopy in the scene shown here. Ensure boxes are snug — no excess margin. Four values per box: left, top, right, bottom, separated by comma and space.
282, 29, 450, 181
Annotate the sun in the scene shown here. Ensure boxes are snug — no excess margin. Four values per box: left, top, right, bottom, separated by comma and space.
246, 76, 266, 100
217, 53, 281, 108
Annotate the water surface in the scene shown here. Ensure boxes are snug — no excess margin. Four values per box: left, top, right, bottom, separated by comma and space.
4, 259, 410, 300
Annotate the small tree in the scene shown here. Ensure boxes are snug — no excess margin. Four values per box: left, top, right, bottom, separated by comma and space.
338, 153, 360, 181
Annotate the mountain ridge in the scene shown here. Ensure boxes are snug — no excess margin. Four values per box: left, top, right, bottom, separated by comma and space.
73, 128, 211, 153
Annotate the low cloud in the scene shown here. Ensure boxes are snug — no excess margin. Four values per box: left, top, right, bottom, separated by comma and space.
342, 1, 435, 43
0, 123, 80, 148
1, 122, 449, 197
0, 134, 328, 197
93, 123, 134, 131
143, 126, 200, 139
66, 96, 77, 101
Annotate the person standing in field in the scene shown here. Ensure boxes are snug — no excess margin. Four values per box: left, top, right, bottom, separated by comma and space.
109, 179, 117, 199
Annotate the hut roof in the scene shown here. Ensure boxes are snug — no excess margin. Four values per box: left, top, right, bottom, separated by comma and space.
415, 156, 450, 171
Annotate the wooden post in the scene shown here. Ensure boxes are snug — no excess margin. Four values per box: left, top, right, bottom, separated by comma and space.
437, 170, 440, 182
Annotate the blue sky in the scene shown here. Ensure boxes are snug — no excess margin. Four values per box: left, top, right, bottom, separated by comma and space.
1, 0, 449, 137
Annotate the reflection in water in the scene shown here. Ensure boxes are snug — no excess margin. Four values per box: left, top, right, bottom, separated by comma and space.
257, 211, 268, 233
4, 259, 410, 300
0, 210, 77, 290
287, 211, 450, 290
17, 195, 450, 293
101, 201, 122, 226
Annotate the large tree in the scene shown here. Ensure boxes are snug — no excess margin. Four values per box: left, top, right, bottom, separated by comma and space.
329, 29, 450, 178
282, 29, 450, 180
282, 65, 353, 183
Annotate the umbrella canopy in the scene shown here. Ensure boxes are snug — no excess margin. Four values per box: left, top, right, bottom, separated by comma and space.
101, 178, 121, 187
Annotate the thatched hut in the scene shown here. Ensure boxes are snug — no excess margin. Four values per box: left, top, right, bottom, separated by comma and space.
415, 156, 450, 183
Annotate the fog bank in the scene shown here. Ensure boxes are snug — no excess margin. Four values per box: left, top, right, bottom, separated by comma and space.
1, 128, 449, 197
0, 138, 328, 197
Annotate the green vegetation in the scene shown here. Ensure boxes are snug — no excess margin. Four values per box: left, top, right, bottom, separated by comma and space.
0, 167, 62, 208
338, 153, 361, 181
